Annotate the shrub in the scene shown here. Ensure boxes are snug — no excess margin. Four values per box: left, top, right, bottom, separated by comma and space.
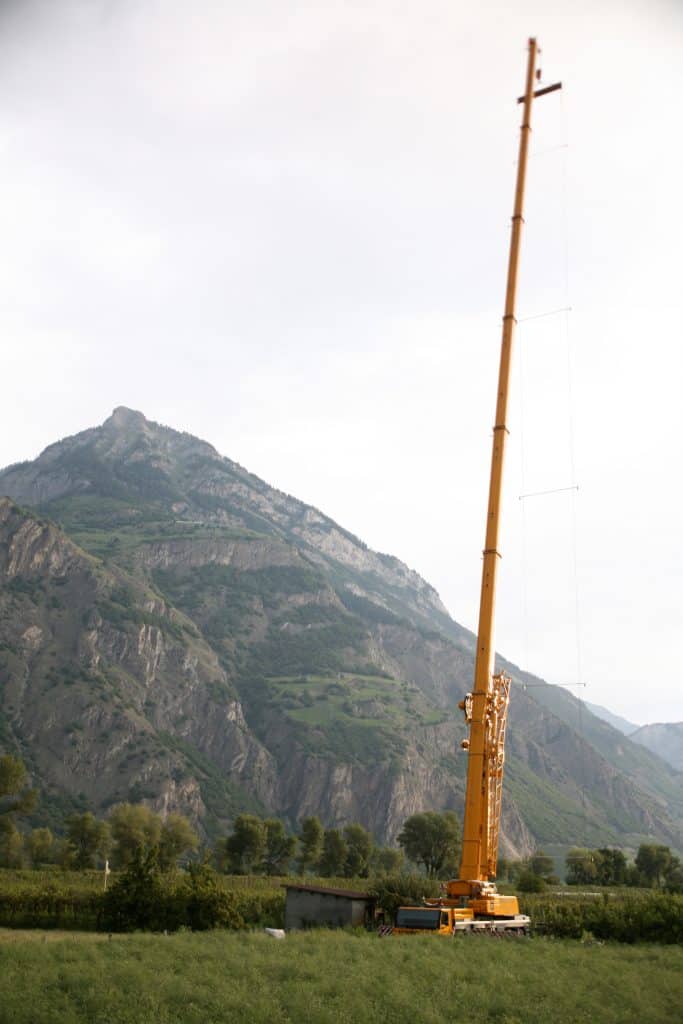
101, 853, 249, 933
517, 870, 546, 893
181, 863, 245, 931
100, 848, 168, 932
369, 873, 440, 920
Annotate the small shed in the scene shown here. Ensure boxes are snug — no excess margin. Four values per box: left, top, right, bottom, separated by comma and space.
283, 883, 376, 931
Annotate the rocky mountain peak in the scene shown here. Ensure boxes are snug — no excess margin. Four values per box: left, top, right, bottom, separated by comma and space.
104, 406, 150, 434
98, 407, 220, 465
0, 410, 511, 636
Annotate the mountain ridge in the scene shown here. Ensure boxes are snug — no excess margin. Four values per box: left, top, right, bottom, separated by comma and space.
629, 723, 683, 773
584, 700, 639, 737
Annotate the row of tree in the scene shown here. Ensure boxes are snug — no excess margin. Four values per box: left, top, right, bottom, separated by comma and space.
9, 753, 678, 891
0, 754, 200, 870
2, 755, 464, 878
496, 844, 683, 892
214, 815, 375, 877
565, 844, 683, 890
496, 850, 560, 892
212, 810, 461, 879
0, 754, 38, 866
1, 774, 460, 882
1, 803, 200, 872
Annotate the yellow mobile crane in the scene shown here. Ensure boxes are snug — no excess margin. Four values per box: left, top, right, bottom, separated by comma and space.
393, 38, 561, 936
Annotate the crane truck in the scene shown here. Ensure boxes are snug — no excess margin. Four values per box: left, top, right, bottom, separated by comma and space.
393, 38, 561, 936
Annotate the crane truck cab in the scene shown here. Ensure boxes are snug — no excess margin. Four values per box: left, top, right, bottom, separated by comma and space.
393, 906, 455, 935
392, 900, 530, 936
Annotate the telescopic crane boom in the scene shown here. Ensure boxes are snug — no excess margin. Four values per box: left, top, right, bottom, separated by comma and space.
445, 37, 561, 919
392, 38, 561, 936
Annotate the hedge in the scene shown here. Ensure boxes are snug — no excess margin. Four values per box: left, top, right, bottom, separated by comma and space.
521, 893, 683, 944
0, 878, 285, 932
0, 871, 679, 943
0, 888, 102, 930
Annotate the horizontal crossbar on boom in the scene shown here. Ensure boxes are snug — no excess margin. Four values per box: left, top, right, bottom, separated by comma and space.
517, 82, 562, 103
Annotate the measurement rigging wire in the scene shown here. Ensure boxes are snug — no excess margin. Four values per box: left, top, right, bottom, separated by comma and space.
515, 78, 589, 840
560, 86, 589, 839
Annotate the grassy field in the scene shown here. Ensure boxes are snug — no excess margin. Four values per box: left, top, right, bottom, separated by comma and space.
0, 929, 681, 1024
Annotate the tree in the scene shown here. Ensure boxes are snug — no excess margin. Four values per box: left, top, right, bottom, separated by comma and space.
102, 847, 166, 932
0, 824, 24, 867
0, 755, 37, 832
220, 814, 267, 874
319, 829, 348, 877
635, 844, 672, 888
26, 827, 55, 867
0, 755, 37, 869
261, 819, 296, 876
530, 850, 555, 879
66, 813, 111, 869
213, 837, 230, 873
663, 854, 683, 894
371, 847, 405, 875
517, 869, 546, 893
566, 848, 599, 885
158, 813, 199, 871
109, 803, 162, 869
596, 847, 628, 886
343, 823, 373, 878
498, 858, 525, 883
181, 861, 244, 931
297, 816, 324, 875
54, 837, 77, 869
397, 811, 461, 878
625, 863, 642, 887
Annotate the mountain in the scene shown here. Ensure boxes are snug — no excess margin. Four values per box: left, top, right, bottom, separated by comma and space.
629, 723, 683, 773
0, 408, 680, 855
517, 678, 682, 847
584, 701, 639, 737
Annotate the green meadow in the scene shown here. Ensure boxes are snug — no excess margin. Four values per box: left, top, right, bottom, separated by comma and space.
0, 929, 681, 1024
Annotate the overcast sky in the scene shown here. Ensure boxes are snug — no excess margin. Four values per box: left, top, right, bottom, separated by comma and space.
0, 0, 681, 724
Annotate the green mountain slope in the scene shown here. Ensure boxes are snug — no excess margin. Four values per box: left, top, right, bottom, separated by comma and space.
524, 678, 683, 829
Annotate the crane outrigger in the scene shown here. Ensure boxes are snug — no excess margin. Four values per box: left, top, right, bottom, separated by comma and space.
394, 37, 561, 935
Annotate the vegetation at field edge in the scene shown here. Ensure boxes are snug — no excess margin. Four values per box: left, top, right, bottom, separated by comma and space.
0, 863, 681, 943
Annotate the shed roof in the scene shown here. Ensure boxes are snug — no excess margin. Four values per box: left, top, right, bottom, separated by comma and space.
283, 883, 374, 900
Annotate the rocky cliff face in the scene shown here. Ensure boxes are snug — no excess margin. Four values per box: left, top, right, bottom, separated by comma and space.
0, 497, 277, 832
0, 410, 680, 855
